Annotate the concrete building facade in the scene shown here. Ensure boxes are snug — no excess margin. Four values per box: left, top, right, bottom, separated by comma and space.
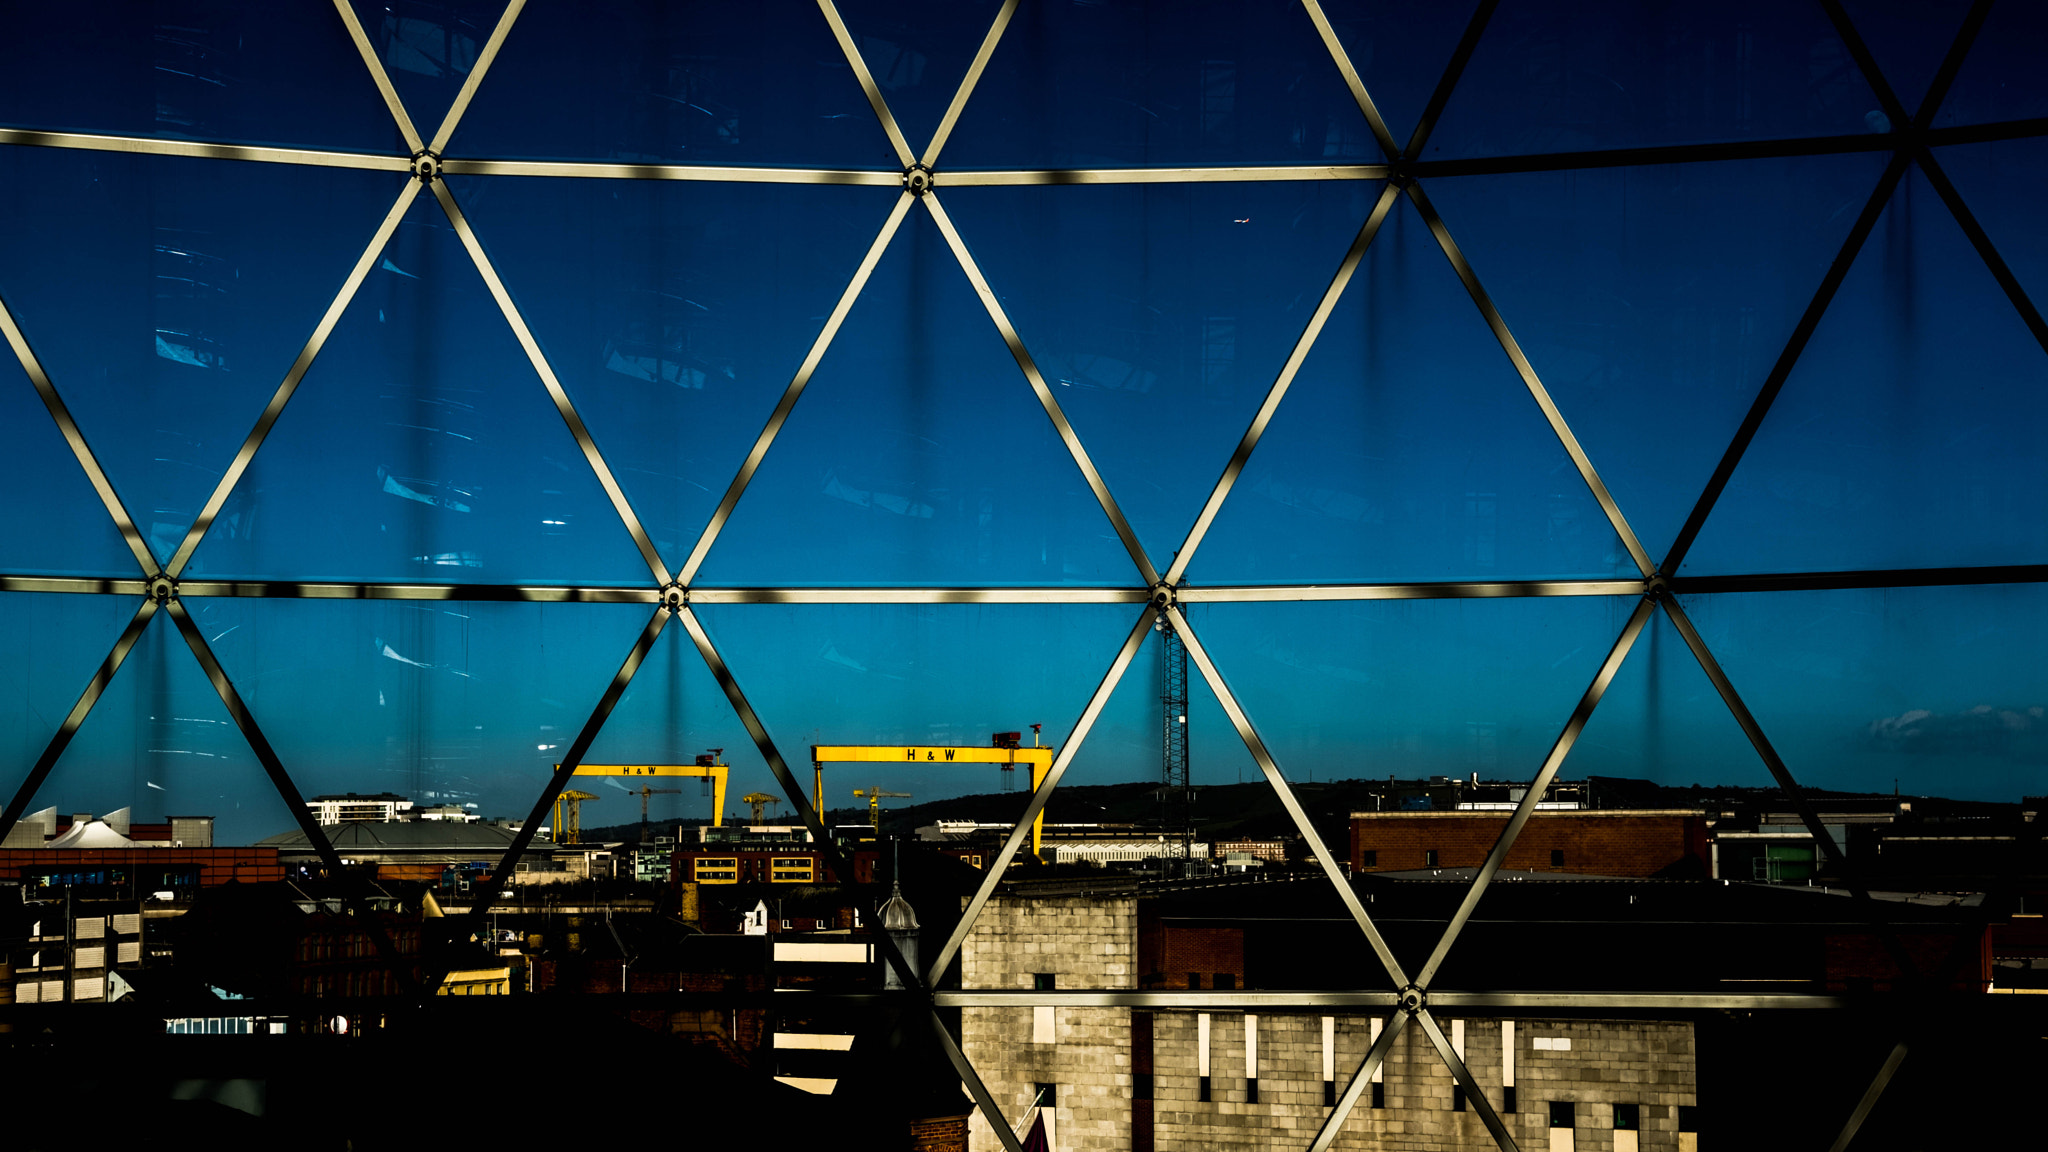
961, 888, 1699, 1152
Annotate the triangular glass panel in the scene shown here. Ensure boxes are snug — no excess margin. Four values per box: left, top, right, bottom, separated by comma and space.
1933, 0, 2048, 126
1317, 0, 1484, 151
343, 0, 511, 147
450, 0, 904, 168
940, 0, 1379, 170
196, 596, 657, 830
831, 0, 1010, 159
1686, 169, 2048, 574
1697, 583, 2048, 802
11, 610, 303, 852
0, 146, 410, 569
1422, 151, 1893, 563
1193, 196, 1629, 585
0, 1, 400, 152
1426, 0, 1890, 159
456, 178, 901, 569
696, 209, 1134, 587
187, 181, 653, 586
686, 602, 1140, 831
1565, 601, 1777, 791
936, 180, 1377, 566
1838, 0, 1977, 117
0, 592, 144, 786
0, 353, 138, 578
1931, 138, 2048, 316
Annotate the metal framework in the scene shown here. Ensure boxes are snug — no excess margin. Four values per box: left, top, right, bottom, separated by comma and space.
0, 1, 2037, 1148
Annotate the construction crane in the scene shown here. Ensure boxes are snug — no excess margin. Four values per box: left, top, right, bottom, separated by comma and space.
741, 792, 783, 824
628, 786, 682, 843
852, 787, 913, 832
551, 789, 599, 845
814, 732, 1055, 854
564, 752, 728, 827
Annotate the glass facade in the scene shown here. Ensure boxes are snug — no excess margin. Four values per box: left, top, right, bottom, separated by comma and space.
2, 2, 2044, 1147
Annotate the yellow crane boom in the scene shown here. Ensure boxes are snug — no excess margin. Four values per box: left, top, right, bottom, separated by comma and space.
852, 787, 913, 832
564, 754, 728, 827
813, 733, 1055, 855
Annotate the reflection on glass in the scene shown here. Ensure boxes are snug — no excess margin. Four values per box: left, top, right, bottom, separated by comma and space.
188, 186, 652, 585
460, 178, 900, 569
699, 211, 1133, 587
0, 147, 406, 566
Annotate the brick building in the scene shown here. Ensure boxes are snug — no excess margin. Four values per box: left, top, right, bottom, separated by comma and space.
1350, 810, 1709, 878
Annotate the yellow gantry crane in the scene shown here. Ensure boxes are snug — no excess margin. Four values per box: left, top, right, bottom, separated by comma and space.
551, 789, 600, 844
560, 750, 729, 827
813, 731, 1055, 854
852, 787, 913, 832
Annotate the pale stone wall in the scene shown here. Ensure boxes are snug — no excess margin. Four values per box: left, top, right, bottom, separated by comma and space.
961, 893, 1136, 1152
958, 890, 1696, 1152
1153, 1012, 1695, 1152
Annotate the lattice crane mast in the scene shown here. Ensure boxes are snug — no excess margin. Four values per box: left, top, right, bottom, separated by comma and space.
852, 787, 913, 832
551, 789, 600, 845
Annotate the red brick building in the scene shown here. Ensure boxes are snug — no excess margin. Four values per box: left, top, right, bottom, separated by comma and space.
1350, 809, 1709, 877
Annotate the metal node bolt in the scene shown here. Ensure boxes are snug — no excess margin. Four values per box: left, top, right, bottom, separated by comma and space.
1644, 573, 1672, 600
146, 574, 178, 604
903, 163, 933, 196
410, 151, 442, 184
1149, 582, 1179, 611
1397, 985, 1427, 1014
659, 582, 688, 611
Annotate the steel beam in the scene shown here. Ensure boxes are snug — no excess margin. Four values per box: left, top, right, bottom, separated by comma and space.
677, 193, 916, 585
166, 180, 423, 579
1413, 598, 1654, 988
1166, 182, 1400, 586
925, 606, 1161, 985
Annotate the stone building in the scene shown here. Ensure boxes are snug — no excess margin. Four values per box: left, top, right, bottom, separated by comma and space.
960, 885, 1698, 1152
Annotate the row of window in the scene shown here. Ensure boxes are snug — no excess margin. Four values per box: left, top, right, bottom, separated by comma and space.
1359, 850, 1568, 869
690, 856, 817, 884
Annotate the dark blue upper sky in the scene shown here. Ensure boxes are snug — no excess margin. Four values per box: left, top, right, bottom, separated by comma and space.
2, 0, 2044, 844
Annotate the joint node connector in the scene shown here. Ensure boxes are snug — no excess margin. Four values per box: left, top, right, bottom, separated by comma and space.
410, 151, 442, 185
1387, 167, 1415, 189
659, 582, 688, 611
1149, 582, 1179, 612
903, 163, 933, 197
1644, 573, 1671, 600
146, 575, 178, 604
1397, 985, 1426, 1015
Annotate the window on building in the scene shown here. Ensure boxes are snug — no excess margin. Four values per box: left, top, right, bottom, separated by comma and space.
1360, 849, 1377, 868
1614, 1102, 1640, 1129
1188, 972, 1202, 989
1033, 972, 1056, 990
1371, 1082, 1384, 1109
1678, 1105, 1698, 1132
1034, 1082, 1057, 1109
1424, 850, 1439, 867
1551, 849, 1565, 867
1551, 1101, 1576, 1128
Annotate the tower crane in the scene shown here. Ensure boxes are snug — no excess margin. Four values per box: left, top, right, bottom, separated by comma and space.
628, 785, 682, 843
852, 787, 913, 832
552, 789, 599, 845
741, 792, 783, 824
